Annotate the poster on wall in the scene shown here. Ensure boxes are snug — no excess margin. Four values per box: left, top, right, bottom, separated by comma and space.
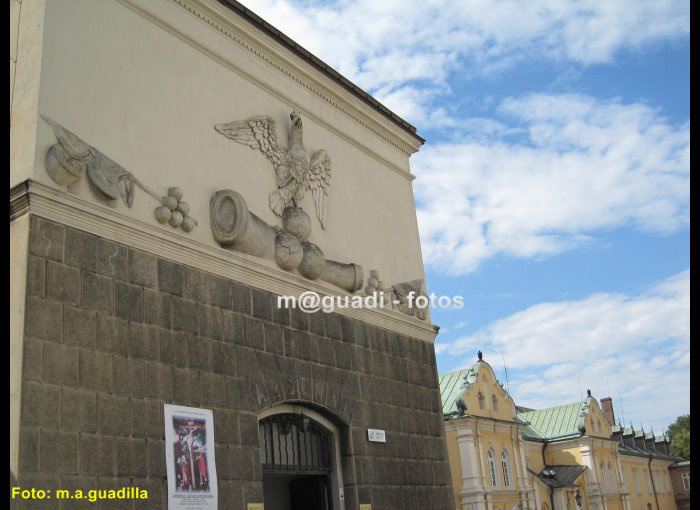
164, 404, 218, 510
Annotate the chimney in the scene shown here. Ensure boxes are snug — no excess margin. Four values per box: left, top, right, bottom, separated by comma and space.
600, 397, 615, 426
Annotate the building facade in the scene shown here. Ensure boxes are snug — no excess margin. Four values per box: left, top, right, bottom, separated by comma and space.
10, 1, 455, 509
440, 355, 687, 510
441, 358, 538, 510
668, 461, 690, 510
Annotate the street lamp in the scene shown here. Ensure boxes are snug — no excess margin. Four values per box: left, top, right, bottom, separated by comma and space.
574, 489, 582, 508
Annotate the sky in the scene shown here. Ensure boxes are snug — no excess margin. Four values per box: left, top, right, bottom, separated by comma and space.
239, 0, 690, 432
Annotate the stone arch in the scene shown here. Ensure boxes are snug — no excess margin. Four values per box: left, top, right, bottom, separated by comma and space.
238, 348, 357, 427
258, 403, 347, 510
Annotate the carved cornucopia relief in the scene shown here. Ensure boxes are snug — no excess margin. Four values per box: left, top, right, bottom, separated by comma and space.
41, 112, 427, 320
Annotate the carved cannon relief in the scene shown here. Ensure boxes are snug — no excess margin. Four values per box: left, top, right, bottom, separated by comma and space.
210, 189, 363, 292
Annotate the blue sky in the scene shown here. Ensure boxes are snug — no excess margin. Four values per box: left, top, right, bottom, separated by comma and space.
242, 0, 690, 431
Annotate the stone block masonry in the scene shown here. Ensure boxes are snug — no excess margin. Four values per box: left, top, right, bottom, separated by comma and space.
16, 215, 454, 510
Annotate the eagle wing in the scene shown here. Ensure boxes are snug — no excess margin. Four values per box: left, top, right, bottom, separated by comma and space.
308, 149, 332, 229
215, 116, 288, 184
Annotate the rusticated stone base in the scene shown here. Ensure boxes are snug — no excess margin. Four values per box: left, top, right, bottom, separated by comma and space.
14, 215, 455, 510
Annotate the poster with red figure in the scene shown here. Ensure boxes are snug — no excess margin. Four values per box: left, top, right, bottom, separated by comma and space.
164, 405, 218, 510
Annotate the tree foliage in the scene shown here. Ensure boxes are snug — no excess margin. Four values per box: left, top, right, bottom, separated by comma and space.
667, 414, 690, 459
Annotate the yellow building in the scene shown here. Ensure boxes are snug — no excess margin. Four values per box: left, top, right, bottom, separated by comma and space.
441, 353, 538, 510
440, 353, 688, 510
668, 460, 690, 510
610, 422, 681, 510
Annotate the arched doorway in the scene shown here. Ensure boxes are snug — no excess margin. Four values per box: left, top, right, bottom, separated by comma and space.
259, 405, 344, 510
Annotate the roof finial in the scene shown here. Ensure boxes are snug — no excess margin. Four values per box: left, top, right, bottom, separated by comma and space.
477, 350, 483, 362
586, 389, 592, 397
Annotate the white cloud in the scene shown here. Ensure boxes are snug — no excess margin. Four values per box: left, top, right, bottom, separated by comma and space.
413, 93, 689, 274
436, 269, 690, 429
242, 0, 688, 122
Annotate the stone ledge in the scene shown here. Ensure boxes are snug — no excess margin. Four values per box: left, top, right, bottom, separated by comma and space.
11, 180, 438, 342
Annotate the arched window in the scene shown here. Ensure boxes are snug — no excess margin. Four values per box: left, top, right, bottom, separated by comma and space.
492, 395, 499, 411
600, 462, 607, 493
487, 448, 498, 486
478, 392, 486, 410
501, 450, 512, 487
607, 463, 615, 492
258, 413, 333, 473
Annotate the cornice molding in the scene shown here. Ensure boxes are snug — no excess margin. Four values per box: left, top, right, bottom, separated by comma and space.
445, 415, 526, 435
117, 0, 422, 177
11, 180, 438, 342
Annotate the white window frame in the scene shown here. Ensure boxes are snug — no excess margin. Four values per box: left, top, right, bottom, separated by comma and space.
487, 448, 498, 487
501, 449, 512, 487
681, 472, 690, 491
632, 469, 641, 494
600, 462, 608, 493
607, 463, 615, 493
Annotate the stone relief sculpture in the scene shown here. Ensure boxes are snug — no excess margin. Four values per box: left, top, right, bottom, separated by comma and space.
154, 187, 198, 233
43, 116, 136, 206
364, 270, 386, 296
43, 115, 427, 319
360, 270, 428, 319
392, 279, 429, 320
42, 116, 197, 233
210, 189, 363, 292
215, 110, 332, 229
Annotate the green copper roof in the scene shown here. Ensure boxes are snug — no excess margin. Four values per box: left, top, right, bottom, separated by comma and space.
530, 465, 587, 488
439, 365, 481, 416
517, 399, 592, 441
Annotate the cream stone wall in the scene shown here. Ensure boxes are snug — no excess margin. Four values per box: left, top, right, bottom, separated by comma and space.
10, 0, 46, 187
9, 215, 30, 476
22, 0, 428, 297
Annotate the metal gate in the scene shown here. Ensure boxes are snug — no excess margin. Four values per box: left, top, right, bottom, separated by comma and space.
259, 413, 333, 474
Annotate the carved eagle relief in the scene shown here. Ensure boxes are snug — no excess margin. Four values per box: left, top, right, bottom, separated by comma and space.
215, 111, 332, 229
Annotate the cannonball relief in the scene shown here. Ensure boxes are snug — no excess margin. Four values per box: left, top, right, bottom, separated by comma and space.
282, 207, 312, 242
274, 232, 303, 271
298, 242, 325, 280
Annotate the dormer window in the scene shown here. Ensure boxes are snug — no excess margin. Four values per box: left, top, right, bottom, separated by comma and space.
478, 392, 486, 410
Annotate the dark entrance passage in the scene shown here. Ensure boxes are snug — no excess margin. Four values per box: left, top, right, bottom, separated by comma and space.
259, 413, 334, 510
263, 473, 332, 510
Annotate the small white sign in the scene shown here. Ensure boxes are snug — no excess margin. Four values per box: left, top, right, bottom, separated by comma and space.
339, 488, 344, 501
367, 429, 386, 442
